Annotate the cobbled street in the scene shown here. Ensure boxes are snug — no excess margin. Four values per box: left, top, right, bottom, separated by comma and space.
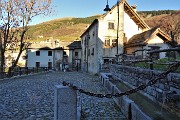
0, 71, 126, 120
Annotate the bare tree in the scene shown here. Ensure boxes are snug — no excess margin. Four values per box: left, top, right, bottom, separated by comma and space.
145, 11, 180, 44
160, 12, 180, 44
0, 0, 52, 74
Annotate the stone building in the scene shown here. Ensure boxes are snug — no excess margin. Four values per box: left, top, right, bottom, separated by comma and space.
26, 40, 81, 71
125, 27, 171, 59
80, 0, 172, 74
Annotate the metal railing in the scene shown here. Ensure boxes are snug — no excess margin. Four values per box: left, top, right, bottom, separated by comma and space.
62, 60, 180, 98
0, 67, 49, 79
118, 47, 180, 72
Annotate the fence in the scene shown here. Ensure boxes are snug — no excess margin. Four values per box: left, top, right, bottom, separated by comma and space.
55, 61, 180, 120
119, 47, 180, 72
0, 67, 49, 79
110, 64, 180, 114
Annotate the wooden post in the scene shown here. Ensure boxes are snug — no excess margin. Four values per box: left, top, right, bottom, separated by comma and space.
149, 53, 153, 70
36, 67, 38, 73
26, 67, 28, 75
8, 67, 12, 77
19, 67, 21, 76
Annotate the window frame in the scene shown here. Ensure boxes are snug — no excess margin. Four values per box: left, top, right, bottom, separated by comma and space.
36, 62, 40, 67
108, 22, 115, 29
112, 39, 117, 47
75, 52, 78, 56
48, 51, 52, 56
105, 39, 110, 46
91, 48, 94, 55
88, 49, 90, 56
36, 51, 40, 56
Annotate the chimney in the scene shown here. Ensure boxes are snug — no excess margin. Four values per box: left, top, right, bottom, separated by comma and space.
131, 5, 137, 12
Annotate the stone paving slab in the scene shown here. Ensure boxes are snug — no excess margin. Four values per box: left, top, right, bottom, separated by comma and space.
0, 71, 126, 120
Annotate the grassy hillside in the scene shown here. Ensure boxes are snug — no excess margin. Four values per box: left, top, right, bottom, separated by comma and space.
27, 10, 180, 42
138, 10, 176, 18
27, 15, 101, 42
144, 10, 180, 43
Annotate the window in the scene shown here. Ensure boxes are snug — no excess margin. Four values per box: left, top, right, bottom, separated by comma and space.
36, 51, 40, 56
91, 48, 94, 55
36, 62, 40, 67
87, 34, 90, 39
48, 62, 52, 69
112, 39, 117, 47
88, 49, 90, 56
84, 38, 89, 46
84, 50, 86, 56
48, 51, 52, 56
75, 52, 78, 56
84, 38, 86, 45
104, 59, 109, 64
105, 39, 110, 46
108, 22, 114, 29
63, 51, 66, 55
93, 31, 95, 37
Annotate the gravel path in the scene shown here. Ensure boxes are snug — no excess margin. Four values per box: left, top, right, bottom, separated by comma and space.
0, 71, 126, 120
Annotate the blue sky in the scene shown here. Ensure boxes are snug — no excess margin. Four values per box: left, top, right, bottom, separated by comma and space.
30, 0, 180, 25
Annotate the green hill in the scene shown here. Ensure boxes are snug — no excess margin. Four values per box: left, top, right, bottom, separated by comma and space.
27, 10, 179, 42
27, 15, 101, 42
138, 10, 176, 18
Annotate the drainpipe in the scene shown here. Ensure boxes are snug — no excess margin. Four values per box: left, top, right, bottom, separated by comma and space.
86, 33, 90, 73
117, 0, 119, 55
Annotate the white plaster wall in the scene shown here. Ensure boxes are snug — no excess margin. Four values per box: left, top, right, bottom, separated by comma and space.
80, 2, 148, 74
80, 3, 126, 74
147, 36, 166, 44
53, 50, 63, 70
98, 3, 124, 58
54, 50, 63, 62
72, 49, 81, 60
124, 12, 142, 40
27, 49, 54, 67
144, 36, 170, 58
88, 25, 99, 74
80, 23, 100, 74
68, 50, 73, 63
64, 50, 70, 63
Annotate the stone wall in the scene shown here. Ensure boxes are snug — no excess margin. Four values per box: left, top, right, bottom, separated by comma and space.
100, 73, 152, 120
110, 64, 180, 109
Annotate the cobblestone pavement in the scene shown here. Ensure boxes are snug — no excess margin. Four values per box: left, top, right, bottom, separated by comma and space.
0, 71, 126, 120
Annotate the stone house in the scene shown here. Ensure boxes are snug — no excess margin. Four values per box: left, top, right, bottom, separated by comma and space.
67, 41, 82, 70
125, 27, 172, 59
27, 47, 56, 69
26, 40, 81, 71
80, 0, 172, 74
